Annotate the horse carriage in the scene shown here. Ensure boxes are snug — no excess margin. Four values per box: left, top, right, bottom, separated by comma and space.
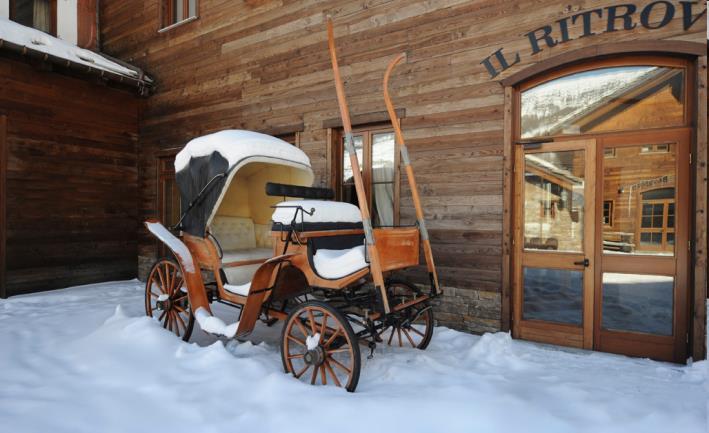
144, 20, 441, 392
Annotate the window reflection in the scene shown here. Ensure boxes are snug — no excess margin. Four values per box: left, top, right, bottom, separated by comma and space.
602, 145, 675, 256
524, 150, 585, 252
602, 273, 673, 336
523, 267, 583, 325
341, 135, 364, 208
521, 66, 685, 139
372, 133, 395, 226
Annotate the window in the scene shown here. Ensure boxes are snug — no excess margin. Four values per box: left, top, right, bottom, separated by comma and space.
520, 65, 686, 139
333, 126, 398, 226
603, 200, 613, 226
10, 0, 56, 35
603, 148, 616, 158
162, 0, 198, 29
640, 144, 670, 154
638, 188, 675, 252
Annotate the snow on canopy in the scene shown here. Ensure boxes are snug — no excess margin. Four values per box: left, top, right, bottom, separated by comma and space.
0, 18, 147, 80
174, 130, 313, 237
174, 130, 310, 173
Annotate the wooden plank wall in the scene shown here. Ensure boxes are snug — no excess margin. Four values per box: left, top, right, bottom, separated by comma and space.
99, 0, 706, 334
0, 57, 140, 296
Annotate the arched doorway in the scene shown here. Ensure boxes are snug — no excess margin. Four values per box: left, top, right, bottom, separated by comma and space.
510, 55, 692, 362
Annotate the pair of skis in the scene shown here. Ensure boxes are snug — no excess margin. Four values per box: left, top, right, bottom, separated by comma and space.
326, 20, 441, 314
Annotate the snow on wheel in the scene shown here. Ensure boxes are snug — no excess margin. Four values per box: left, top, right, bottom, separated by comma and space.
145, 258, 195, 341
281, 301, 361, 392
377, 280, 434, 350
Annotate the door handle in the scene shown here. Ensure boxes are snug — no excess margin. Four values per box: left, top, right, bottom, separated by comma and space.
573, 258, 590, 267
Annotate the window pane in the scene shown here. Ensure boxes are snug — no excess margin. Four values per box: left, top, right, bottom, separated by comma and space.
12, 0, 51, 33
523, 268, 583, 325
666, 233, 674, 245
342, 135, 364, 183
524, 150, 585, 252
602, 273, 673, 336
189, 0, 197, 17
372, 133, 395, 226
602, 144, 675, 256
521, 66, 685, 138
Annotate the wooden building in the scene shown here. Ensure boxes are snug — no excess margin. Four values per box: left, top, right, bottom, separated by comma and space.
0, 1, 150, 296
1, 0, 706, 363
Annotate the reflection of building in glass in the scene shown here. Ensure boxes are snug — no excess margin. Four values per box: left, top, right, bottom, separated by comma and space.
522, 66, 685, 139
603, 145, 675, 255
524, 151, 585, 252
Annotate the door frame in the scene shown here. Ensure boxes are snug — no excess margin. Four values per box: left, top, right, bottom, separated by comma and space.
593, 128, 691, 362
0, 115, 6, 299
512, 139, 596, 349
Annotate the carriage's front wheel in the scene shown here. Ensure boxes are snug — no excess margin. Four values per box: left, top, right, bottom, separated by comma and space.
145, 258, 195, 342
281, 301, 361, 392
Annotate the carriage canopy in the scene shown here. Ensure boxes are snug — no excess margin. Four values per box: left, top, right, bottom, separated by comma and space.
174, 130, 314, 237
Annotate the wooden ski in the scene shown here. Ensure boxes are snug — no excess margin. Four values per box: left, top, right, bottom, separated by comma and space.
383, 53, 441, 295
327, 19, 391, 313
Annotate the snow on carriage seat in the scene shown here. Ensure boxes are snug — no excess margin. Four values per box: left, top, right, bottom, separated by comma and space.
313, 245, 368, 279
0, 18, 146, 80
174, 130, 311, 172
194, 307, 239, 338
271, 200, 362, 225
223, 282, 251, 297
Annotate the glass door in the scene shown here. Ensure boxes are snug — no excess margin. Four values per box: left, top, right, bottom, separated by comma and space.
513, 139, 596, 349
595, 129, 690, 362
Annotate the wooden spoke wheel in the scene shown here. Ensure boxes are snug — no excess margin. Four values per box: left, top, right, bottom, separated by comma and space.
145, 258, 195, 342
281, 300, 361, 392
377, 279, 434, 350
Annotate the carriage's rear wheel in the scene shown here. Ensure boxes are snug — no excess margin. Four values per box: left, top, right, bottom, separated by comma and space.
145, 258, 195, 342
378, 279, 434, 350
281, 301, 361, 392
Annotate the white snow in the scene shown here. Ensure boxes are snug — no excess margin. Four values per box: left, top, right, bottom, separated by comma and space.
157, 293, 169, 302
306, 333, 321, 350
223, 282, 251, 297
194, 307, 239, 338
174, 130, 311, 173
313, 245, 368, 279
144, 221, 195, 273
271, 200, 362, 225
0, 18, 144, 80
0, 280, 706, 433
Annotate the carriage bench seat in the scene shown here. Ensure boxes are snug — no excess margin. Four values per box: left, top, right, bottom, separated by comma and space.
210, 216, 273, 285
271, 200, 363, 232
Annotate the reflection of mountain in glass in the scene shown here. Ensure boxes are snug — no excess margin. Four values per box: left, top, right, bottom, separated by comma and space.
521, 66, 684, 139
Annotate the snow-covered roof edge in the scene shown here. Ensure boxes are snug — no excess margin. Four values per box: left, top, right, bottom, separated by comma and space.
0, 18, 152, 95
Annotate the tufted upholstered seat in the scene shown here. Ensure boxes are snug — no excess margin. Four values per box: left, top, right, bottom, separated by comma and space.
209, 216, 273, 285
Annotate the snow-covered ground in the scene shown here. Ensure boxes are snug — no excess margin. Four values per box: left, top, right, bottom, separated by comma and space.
0, 280, 706, 433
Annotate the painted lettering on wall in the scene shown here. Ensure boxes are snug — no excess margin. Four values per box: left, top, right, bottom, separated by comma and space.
481, 1, 707, 79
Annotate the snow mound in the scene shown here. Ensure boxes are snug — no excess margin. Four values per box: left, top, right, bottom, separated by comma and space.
313, 245, 368, 279
174, 130, 311, 173
195, 307, 239, 338
466, 332, 533, 371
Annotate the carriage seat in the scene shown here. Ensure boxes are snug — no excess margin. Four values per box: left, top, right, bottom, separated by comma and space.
210, 216, 273, 285
271, 200, 363, 231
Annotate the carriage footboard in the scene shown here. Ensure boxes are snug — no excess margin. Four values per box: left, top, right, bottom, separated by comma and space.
144, 220, 212, 316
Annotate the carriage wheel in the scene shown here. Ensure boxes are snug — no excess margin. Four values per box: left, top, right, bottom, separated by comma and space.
145, 258, 195, 342
281, 301, 361, 392
377, 279, 434, 350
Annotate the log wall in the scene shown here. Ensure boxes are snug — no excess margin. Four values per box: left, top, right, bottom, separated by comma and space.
0, 56, 140, 296
99, 0, 706, 334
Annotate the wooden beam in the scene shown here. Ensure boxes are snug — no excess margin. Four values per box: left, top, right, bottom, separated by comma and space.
322, 109, 405, 129
501, 86, 513, 331
692, 55, 708, 361
0, 115, 6, 299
